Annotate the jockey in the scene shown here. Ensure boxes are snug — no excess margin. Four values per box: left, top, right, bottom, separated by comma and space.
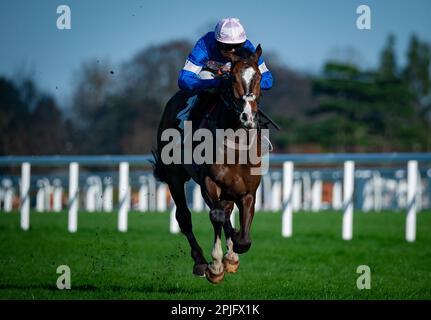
177, 18, 273, 129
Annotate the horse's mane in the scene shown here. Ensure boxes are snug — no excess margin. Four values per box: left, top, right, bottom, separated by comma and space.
231, 47, 254, 61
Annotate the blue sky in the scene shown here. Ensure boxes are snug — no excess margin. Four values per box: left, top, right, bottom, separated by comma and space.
0, 0, 430, 103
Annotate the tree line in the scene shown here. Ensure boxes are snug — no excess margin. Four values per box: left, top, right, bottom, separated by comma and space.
1, 34, 430, 156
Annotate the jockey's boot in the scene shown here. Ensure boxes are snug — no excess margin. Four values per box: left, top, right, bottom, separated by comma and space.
177, 95, 198, 131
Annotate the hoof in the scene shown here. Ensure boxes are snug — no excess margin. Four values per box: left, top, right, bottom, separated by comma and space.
205, 267, 225, 284
233, 239, 251, 254
193, 263, 208, 277
223, 256, 239, 273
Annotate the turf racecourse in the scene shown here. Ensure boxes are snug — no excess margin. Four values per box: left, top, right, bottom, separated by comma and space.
0, 210, 430, 299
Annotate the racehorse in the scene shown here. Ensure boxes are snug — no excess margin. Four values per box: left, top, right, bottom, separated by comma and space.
152, 45, 267, 284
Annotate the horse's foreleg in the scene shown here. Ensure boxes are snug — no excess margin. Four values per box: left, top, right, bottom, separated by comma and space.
205, 221, 225, 284
201, 177, 225, 283
201, 177, 226, 225
221, 201, 239, 273
233, 194, 255, 254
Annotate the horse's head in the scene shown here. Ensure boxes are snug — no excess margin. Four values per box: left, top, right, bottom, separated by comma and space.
221, 45, 263, 129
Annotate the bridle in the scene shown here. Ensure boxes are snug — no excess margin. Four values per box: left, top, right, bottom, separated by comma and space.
219, 71, 262, 130
202, 66, 277, 154
220, 75, 243, 115
203, 57, 280, 131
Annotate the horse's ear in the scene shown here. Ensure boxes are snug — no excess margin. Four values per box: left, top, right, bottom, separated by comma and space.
253, 44, 262, 63
221, 50, 241, 63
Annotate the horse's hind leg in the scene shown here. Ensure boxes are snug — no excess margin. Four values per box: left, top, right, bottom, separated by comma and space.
232, 194, 255, 254
168, 174, 208, 277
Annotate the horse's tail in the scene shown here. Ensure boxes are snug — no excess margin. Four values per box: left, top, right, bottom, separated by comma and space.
150, 149, 167, 183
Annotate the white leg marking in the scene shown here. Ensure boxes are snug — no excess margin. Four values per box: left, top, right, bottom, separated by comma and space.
225, 237, 239, 262
209, 236, 224, 274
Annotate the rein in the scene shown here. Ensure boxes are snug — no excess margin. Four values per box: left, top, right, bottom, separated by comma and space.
201, 68, 280, 150
218, 74, 280, 131
219, 75, 244, 117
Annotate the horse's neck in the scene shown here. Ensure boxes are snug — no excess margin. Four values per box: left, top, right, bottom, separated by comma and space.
212, 97, 239, 131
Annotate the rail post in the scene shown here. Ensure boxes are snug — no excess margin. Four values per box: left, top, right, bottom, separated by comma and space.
118, 162, 129, 232
406, 161, 418, 242
282, 161, 294, 237
170, 204, 180, 234
20, 162, 31, 231
342, 161, 355, 240
68, 162, 79, 232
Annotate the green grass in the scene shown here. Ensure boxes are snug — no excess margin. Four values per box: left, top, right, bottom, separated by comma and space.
0, 210, 430, 299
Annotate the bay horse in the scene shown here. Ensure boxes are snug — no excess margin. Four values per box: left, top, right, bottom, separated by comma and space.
152, 45, 266, 284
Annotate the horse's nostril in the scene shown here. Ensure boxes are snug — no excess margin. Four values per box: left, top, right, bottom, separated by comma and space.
241, 113, 248, 121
